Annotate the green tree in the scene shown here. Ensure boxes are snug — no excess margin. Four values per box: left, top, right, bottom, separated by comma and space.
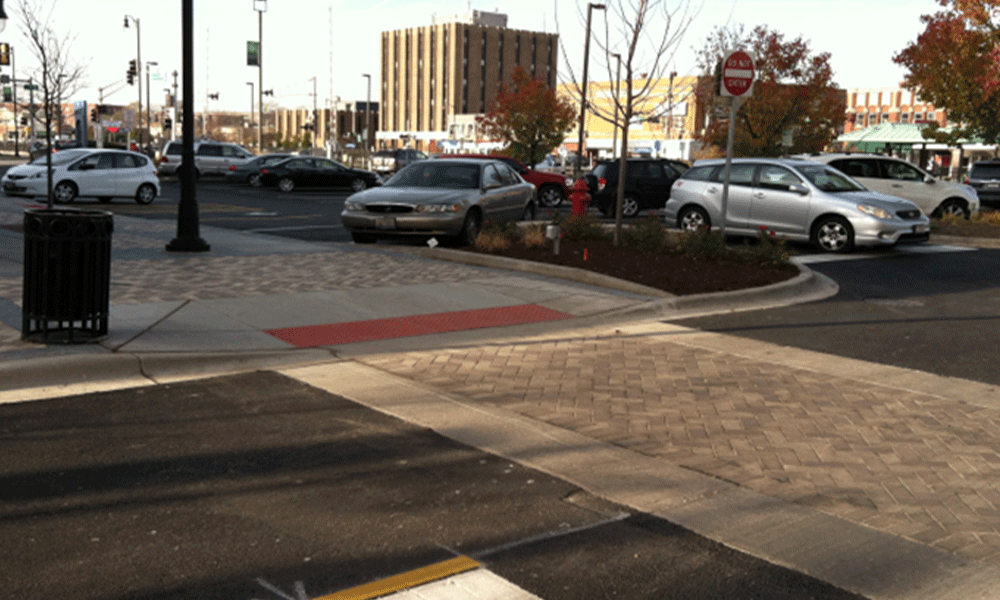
476, 66, 576, 167
893, 0, 1000, 145
695, 24, 845, 157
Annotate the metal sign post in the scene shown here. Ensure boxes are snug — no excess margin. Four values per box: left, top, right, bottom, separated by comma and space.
718, 50, 755, 237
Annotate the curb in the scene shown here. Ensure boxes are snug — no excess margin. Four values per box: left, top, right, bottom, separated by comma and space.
930, 234, 1000, 249
0, 348, 338, 404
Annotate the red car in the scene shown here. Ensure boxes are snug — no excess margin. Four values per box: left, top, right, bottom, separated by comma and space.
438, 153, 571, 207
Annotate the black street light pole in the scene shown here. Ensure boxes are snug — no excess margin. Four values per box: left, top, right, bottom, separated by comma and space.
166, 0, 209, 253
574, 3, 605, 180
124, 15, 143, 149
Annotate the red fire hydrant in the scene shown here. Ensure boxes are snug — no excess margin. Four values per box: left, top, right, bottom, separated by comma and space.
569, 178, 590, 216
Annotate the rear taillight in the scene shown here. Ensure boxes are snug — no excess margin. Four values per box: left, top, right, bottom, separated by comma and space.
597, 177, 607, 191
229, 165, 236, 171
261, 169, 269, 175
160, 156, 168, 163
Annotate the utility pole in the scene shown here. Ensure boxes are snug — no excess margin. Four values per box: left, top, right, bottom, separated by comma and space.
124, 15, 143, 147
145, 61, 157, 153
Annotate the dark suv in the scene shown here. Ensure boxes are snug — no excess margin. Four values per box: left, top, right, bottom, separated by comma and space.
583, 158, 689, 217
966, 159, 1000, 204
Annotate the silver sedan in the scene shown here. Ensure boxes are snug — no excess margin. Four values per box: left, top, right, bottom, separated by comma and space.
664, 157, 931, 252
341, 158, 536, 245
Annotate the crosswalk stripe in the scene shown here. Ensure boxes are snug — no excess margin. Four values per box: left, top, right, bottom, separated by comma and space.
315, 556, 482, 600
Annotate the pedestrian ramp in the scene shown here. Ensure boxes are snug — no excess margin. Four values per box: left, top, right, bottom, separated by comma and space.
313, 556, 542, 600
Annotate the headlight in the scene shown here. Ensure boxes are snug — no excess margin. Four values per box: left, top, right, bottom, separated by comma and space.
31, 172, 44, 179
414, 204, 460, 213
856, 204, 892, 219
344, 201, 366, 211
564, 177, 573, 187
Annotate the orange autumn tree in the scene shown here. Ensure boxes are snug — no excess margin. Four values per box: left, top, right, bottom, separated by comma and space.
894, 0, 1000, 145
695, 24, 845, 157
476, 66, 576, 167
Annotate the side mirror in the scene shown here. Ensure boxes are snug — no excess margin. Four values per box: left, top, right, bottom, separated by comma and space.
789, 183, 809, 195
925, 174, 936, 184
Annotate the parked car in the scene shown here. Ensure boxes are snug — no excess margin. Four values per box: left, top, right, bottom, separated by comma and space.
965, 159, 1000, 205
437, 153, 572, 207
225, 153, 293, 186
370, 148, 429, 175
258, 157, 382, 192
341, 158, 535, 245
664, 157, 930, 253
583, 157, 690, 217
159, 140, 255, 177
804, 153, 979, 218
2, 148, 160, 204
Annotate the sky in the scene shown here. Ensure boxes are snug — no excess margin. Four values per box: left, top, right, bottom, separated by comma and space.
1, 0, 939, 114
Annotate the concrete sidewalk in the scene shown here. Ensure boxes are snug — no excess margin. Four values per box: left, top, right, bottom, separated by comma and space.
2, 199, 1000, 599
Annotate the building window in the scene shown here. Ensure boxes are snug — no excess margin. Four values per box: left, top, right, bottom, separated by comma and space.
927, 111, 937, 121
881, 112, 889, 122
855, 113, 864, 125
901, 112, 909, 123
869, 114, 878, 125
913, 112, 924, 122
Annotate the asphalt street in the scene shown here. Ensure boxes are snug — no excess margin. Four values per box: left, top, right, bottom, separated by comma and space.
674, 246, 1000, 385
0, 371, 864, 600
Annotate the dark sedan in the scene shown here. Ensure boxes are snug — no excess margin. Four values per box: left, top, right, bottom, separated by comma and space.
258, 157, 382, 192
225, 153, 292, 186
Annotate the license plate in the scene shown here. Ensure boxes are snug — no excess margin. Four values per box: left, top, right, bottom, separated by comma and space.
987, 183, 999, 189
913, 224, 928, 233
375, 216, 396, 230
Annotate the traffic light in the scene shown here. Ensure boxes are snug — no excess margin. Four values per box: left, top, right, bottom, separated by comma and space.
163, 117, 172, 130
2, 87, 9, 102
127, 59, 137, 85
90, 107, 97, 122
0, 43, 9, 67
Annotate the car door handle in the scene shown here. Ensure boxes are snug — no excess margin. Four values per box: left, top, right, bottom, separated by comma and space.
753, 192, 765, 199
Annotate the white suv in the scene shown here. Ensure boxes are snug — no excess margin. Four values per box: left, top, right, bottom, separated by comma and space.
805, 153, 979, 218
159, 140, 254, 177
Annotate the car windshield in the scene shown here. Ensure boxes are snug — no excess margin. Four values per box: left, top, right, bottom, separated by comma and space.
31, 149, 90, 166
796, 164, 866, 192
385, 162, 480, 189
971, 163, 1000, 179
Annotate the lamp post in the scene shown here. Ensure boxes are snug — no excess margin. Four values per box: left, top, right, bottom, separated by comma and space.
362, 73, 371, 169
0, 1, 7, 32
610, 52, 620, 160
145, 60, 157, 153
309, 76, 317, 151
253, 0, 266, 151
575, 3, 605, 180
123, 14, 143, 148
667, 71, 676, 140
246, 81, 254, 148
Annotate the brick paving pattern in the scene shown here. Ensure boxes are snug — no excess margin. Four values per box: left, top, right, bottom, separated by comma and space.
359, 334, 1000, 567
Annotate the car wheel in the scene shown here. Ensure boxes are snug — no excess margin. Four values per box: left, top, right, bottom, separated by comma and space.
455, 210, 482, 246
350, 178, 367, 192
53, 181, 77, 204
932, 198, 969, 219
522, 200, 537, 221
677, 205, 710, 232
98, 197, 112, 204
134, 183, 156, 205
351, 232, 377, 244
812, 215, 854, 253
248, 172, 263, 187
622, 196, 640, 218
278, 177, 295, 192
538, 185, 564, 207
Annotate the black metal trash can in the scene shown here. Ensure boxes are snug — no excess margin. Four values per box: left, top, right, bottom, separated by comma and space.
22, 209, 113, 343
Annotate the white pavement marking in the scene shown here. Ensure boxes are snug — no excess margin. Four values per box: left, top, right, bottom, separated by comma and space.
795, 244, 975, 263
374, 570, 543, 600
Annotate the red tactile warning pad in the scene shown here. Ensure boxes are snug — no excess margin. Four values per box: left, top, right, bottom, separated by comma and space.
265, 304, 570, 348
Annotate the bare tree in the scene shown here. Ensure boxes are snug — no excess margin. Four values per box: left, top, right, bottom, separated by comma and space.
13, 0, 88, 208
557, 0, 699, 245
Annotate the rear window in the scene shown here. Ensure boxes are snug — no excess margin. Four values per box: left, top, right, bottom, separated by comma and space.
970, 162, 1000, 179
592, 162, 618, 179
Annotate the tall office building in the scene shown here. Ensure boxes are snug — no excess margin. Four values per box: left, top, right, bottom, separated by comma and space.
379, 11, 558, 151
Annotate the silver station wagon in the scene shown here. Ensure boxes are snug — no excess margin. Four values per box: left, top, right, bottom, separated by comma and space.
340, 158, 536, 245
663, 157, 931, 253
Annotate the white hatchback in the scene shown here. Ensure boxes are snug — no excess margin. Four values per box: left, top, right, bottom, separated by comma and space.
2, 148, 161, 204
804, 153, 979, 218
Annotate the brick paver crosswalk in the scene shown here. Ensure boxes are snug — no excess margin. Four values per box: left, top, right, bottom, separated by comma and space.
359, 330, 1000, 566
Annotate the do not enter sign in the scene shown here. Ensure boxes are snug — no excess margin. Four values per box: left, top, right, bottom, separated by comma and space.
721, 50, 755, 97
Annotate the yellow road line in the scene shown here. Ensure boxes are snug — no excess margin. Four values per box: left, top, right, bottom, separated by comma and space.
314, 555, 481, 600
